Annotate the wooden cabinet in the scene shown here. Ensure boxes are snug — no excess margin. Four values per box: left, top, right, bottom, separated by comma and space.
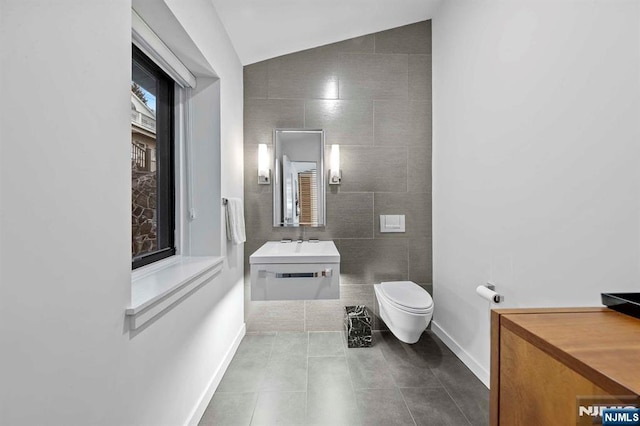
491, 308, 640, 425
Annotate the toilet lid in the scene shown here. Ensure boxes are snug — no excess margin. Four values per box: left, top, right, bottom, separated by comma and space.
379, 281, 433, 311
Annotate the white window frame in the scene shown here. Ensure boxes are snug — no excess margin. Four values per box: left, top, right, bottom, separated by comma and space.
131, 10, 196, 89
127, 9, 223, 331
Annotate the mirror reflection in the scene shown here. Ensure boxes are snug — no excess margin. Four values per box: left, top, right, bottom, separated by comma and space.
273, 129, 325, 227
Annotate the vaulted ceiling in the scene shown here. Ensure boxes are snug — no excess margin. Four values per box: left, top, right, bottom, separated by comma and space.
210, 0, 442, 65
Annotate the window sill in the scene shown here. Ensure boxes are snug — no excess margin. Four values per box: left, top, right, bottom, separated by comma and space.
127, 255, 224, 330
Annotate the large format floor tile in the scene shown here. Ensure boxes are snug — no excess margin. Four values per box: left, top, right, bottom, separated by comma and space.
198, 392, 258, 426
346, 346, 396, 390
259, 354, 307, 392
430, 356, 490, 426
308, 331, 345, 357
307, 356, 352, 391
355, 388, 415, 426
202, 330, 489, 425
306, 384, 361, 426
270, 332, 308, 358
251, 391, 306, 426
400, 387, 471, 425
216, 353, 269, 393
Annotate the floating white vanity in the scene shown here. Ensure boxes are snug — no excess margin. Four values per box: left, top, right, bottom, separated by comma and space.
250, 241, 340, 300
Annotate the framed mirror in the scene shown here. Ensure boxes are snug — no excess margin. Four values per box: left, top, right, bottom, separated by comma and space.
273, 129, 325, 227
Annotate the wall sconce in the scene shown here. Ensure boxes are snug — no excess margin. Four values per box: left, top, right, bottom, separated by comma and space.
258, 143, 271, 185
329, 144, 341, 185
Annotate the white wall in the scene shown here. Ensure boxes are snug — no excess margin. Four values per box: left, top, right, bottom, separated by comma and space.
0, 0, 244, 424
432, 0, 640, 386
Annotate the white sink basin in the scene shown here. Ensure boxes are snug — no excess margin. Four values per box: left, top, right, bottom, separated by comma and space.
250, 241, 340, 264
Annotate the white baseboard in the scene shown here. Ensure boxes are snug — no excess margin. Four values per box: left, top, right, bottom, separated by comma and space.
185, 322, 246, 426
431, 321, 490, 388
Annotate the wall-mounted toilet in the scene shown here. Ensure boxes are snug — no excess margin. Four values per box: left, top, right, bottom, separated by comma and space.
374, 281, 434, 344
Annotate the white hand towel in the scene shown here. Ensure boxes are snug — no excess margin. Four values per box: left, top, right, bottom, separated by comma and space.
225, 197, 246, 245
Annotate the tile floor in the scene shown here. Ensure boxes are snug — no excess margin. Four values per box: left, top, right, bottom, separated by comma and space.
199, 330, 489, 426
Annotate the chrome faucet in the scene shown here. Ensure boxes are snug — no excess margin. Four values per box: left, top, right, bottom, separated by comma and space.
297, 227, 306, 243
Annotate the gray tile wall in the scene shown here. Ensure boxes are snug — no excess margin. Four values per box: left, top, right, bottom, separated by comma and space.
244, 21, 432, 332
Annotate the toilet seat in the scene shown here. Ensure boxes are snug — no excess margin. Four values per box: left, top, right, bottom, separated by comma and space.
374, 281, 434, 344
378, 281, 433, 314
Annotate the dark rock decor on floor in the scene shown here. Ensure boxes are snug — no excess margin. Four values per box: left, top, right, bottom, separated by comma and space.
345, 305, 373, 348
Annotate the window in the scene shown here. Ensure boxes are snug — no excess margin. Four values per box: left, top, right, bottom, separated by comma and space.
131, 44, 176, 269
